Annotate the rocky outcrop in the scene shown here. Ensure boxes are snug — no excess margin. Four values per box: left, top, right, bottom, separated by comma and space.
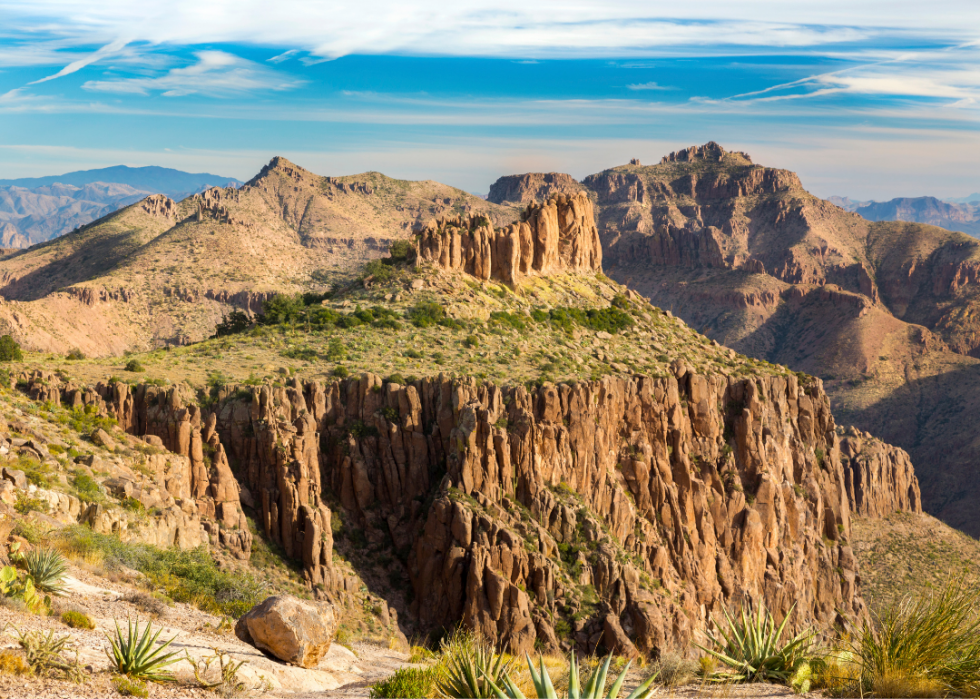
19, 371, 252, 559
838, 427, 922, 518
202, 369, 920, 657
235, 595, 338, 668
415, 192, 602, 286
487, 173, 585, 205
138, 194, 177, 220
659, 141, 752, 164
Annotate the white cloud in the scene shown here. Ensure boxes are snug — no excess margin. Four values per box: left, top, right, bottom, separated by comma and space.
81, 50, 304, 96
1, 1, 978, 62
627, 81, 672, 90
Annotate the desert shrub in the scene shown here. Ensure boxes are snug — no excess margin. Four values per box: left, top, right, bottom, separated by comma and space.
112, 676, 148, 697
0, 335, 23, 362
333, 366, 349, 378
388, 239, 416, 264
60, 609, 94, 629
404, 348, 423, 359
363, 259, 395, 283
213, 310, 251, 337
281, 346, 318, 361
53, 526, 265, 618
11, 627, 83, 681
326, 338, 347, 361
124, 359, 145, 372
122, 591, 169, 618
370, 667, 439, 698
262, 294, 304, 325
407, 301, 448, 328
65, 348, 84, 360
464, 334, 480, 348
611, 293, 630, 309
71, 472, 106, 504
14, 492, 49, 515
0, 649, 30, 675
849, 582, 980, 697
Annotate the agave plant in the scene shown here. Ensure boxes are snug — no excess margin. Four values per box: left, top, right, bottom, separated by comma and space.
486, 653, 658, 699
439, 642, 515, 698
21, 548, 69, 595
105, 617, 182, 681
695, 602, 814, 683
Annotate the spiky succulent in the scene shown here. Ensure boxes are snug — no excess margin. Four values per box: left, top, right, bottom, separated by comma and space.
105, 617, 181, 682
486, 653, 658, 699
21, 548, 68, 595
439, 642, 514, 698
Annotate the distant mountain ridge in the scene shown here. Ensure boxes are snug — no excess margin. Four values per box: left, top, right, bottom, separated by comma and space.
829, 194, 980, 237
0, 164, 242, 196
0, 164, 243, 248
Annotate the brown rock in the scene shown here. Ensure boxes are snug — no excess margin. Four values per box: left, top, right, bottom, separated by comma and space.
235, 595, 337, 668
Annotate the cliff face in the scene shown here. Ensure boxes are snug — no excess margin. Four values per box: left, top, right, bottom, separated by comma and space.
196, 368, 921, 656
415, 192, 602, 286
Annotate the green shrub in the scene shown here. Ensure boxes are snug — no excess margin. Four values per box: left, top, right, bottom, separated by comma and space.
407, 301, 447, 328
71, 473, 106, 504
65, 349, 84, 361
333, 366, 349, 378
0, 335, 23, 362
370, 667, 438, 698
60, 610, 94, 629
14, 492, 49, 515
262, 294, 304, 325
124, 360, 145, 372
326, 338, 347, 361
363, 259, 395, 283
213, 310, 251, 337
404, 348, 423, 359
489, 311, 527, 331
54, 526, 265, 618
388, 239, 416, 264
464, 334, 480, 348
112, 676, 148, 697
281, 346, 318, 361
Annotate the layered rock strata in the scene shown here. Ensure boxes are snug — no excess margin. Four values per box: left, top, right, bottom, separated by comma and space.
414, 192, 602, 285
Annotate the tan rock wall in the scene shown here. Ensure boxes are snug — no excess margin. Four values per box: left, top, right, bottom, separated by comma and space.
415, 192, 601, 286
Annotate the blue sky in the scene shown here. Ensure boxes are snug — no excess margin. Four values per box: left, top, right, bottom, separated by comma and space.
0, 1, 978, 200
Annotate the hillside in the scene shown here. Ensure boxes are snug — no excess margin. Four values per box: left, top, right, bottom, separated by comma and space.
0, 157, 516, 357
492, 143, 980, 538
1, 204, 923, 664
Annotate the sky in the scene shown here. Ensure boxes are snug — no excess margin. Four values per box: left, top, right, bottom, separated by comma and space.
0, 1, 978, 200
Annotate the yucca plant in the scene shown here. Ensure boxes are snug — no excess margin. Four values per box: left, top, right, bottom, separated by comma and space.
695, 602, 814, 684
852, 582, 980, 696
439, 641, 515, 698
486, 653, 658, 699
21, 548, 69, 595
105, 617, 181, 681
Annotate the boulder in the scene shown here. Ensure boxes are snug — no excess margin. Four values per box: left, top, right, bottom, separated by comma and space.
235, 596, 337, 668
2, 468, 26, 489
91, 428, 116, 450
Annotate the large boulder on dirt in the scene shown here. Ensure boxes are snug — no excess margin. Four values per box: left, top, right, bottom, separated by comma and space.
235, 595, 337, 668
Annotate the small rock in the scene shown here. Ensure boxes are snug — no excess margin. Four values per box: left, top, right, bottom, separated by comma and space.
595, 331, 613, 340
142, 434, 165, 448
90, 428, 116, 450
410, 279, 425, 291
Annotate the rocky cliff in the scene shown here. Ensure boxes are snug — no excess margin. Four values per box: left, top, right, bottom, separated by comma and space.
192, 366, 921, 657
415, 192, 602, 286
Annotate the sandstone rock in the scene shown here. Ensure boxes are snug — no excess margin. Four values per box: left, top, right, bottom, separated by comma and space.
91, 428, 116, 450
235, 596, 337, 668
143, 434, 165, 448
2, 468, 26, 489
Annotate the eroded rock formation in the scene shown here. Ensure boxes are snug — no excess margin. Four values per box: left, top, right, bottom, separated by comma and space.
487, 173, 585, 205
200, 368, 921, 657
415, 192, 602, 286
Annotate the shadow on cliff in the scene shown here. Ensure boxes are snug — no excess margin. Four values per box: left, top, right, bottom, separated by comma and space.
834, 362, 980, 537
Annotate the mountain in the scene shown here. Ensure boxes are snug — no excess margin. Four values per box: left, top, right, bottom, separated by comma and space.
0, 164, 241, 197
0, 157, 515, 356
855, 196, 980, 237
0, 165, 244, 248
946, 193, 980, 204
486, 142, 980, 537
8, 192, 921, 659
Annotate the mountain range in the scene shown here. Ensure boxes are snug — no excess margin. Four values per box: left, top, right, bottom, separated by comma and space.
829, 195, 980, 237
4, 145, 980, 541
0, 165, 242, 248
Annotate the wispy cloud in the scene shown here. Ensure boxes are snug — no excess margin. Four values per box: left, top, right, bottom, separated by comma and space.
627, 81, 672, 90
28, 38, 129, 85
82, 51, 304, 97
